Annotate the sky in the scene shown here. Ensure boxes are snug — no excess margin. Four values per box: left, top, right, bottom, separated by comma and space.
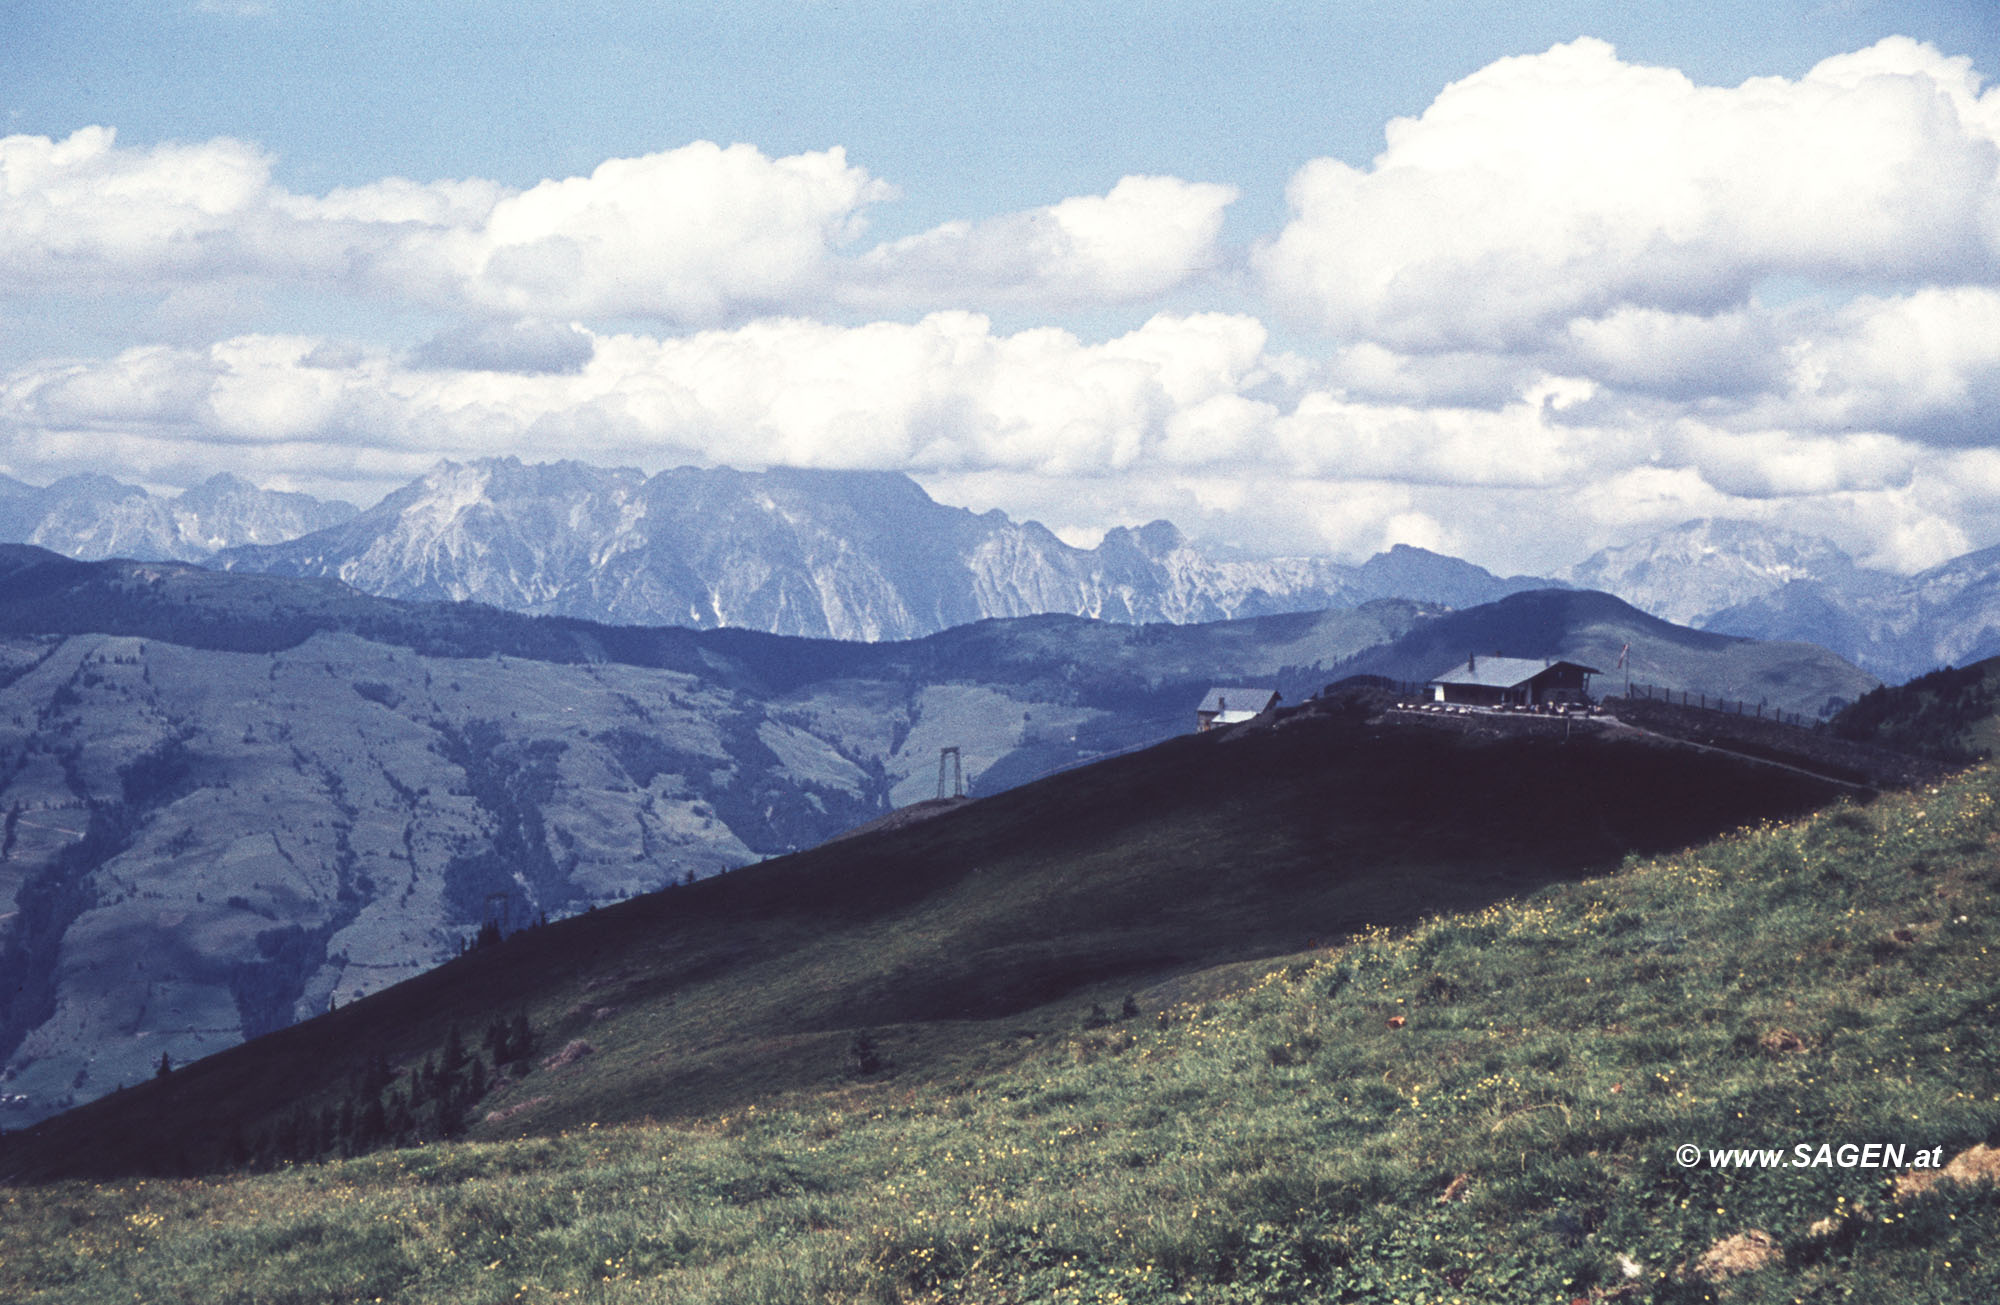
3, 1, 2000, 576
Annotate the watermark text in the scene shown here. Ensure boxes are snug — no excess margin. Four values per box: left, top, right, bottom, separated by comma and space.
1675, 1142, 1943, 1169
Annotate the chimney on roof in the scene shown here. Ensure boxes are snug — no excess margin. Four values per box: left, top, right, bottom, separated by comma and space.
1467, 654, 1476, 673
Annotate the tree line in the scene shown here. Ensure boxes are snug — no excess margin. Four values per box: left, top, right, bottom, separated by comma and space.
232, 1013, 537, 1170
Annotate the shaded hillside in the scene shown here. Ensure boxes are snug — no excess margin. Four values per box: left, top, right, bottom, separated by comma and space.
0, 547, 1433, 1125
0, 552, 1886, 1133
1336, 588, 1877, 717
1600, 694, 1948, 789
0, 693, 1862, 1181
1831, 658, 2000, 764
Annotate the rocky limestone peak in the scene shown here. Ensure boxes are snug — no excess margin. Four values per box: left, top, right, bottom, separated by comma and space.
1097, 519, 1187, 561
43, 473, 150, 504
1562, 518, 1864, 626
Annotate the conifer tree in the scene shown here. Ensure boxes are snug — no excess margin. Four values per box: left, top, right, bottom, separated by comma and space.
358, 1096, 387, 1148
483, 1017, 510, 1064
360, 1052, 393, 1098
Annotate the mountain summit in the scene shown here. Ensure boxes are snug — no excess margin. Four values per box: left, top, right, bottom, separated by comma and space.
1559, 518, 1877, 627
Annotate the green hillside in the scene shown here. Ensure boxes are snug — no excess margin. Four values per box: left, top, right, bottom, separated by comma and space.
1832, 657, 2000, 765
0, 710, 1994, 1301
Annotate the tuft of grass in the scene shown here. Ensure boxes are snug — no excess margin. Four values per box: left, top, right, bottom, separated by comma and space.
3, 762, 1997, 1301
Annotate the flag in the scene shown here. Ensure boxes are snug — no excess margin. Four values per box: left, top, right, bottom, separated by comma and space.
1616, 643, 1629, 669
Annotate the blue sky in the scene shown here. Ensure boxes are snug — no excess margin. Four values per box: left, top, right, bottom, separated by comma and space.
3, 1, 1999, 574
13, 3, 1990, 234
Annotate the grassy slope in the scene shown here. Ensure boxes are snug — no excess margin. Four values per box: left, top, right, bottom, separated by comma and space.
0, 736, 1995, 1301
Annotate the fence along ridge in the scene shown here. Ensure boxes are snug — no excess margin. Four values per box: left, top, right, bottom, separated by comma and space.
1617, 681, 1813, 728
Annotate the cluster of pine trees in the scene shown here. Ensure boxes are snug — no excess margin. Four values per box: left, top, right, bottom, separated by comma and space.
238, 1014, 536, 1170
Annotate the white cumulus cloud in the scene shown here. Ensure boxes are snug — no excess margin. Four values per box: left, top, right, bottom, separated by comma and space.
846, 174, 1237, 310
1746, 286, 2000, 442
1256, 36, 2000, 350
0, 127, 291, 291
0, 129, 1229, 323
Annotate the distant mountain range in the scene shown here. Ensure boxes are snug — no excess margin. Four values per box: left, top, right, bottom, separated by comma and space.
1702, 546, 2000, 686
5, 461, 1548, 638
1551, 518, 2000, 684
13, 459, 2000, 681
0, 546, 1871, 1124
0, 471, 356, 563
208, 459, 1560, 638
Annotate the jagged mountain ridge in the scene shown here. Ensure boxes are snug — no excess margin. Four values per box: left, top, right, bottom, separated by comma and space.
1704, 541, 2000, 683
1561, 519, 2000, 682
0, 472, 356, 563
211, 460, 1556, 639
1559, 518, 1888, 627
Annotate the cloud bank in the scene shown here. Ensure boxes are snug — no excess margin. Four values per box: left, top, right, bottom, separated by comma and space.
4, 37, 2000, 576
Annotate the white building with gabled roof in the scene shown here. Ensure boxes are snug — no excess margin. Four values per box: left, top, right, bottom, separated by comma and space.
1196, 686, 1280, 731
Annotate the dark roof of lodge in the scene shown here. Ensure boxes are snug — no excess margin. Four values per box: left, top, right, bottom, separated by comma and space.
1429, 657, 1603, 689
1197, 686, 1280, 714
